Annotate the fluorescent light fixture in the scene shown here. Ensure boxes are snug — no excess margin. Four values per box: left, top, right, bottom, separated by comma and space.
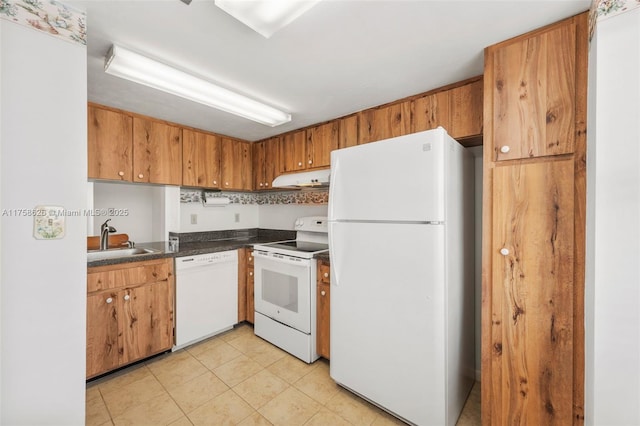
214, 0, 320, 38
104, 45, 291, 127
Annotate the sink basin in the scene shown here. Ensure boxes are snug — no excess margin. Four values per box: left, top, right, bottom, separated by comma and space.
87, 247, 159, 261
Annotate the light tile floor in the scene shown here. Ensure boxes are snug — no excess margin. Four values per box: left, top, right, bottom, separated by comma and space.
86, 324, 480, 426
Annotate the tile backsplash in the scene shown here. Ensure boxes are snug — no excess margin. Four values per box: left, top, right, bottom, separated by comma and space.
180, 189, 328, 205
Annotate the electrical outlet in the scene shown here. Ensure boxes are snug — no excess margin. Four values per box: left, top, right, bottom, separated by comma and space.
190, 214, 197, 225
234, 213, 240, 223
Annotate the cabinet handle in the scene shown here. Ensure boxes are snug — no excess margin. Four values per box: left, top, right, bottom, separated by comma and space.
225, 182, 229, 186
213, 180, 217, 185
260, 183, 264, 187
323, 272, 329, 278
249, 256, 252, 261
123, 294, 131, 301
298, 162, 302, 167
249, 271, 253, 276
106, 297, 113, 304
118, 171, 125, 177
308, 160, 312, 165
265, 183, 269, 187
500, 146, 510, 154
321, 290, 326, 296
500, 248, 510, 256
138, 173, 144, 179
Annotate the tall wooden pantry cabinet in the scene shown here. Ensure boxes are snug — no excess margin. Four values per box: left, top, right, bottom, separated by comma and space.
482, 12, 588, 425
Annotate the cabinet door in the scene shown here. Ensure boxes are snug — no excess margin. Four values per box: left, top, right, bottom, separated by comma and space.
490, 158, 574, 424
120, 280, 174, 365
88, 105, 132, 181
221, 138, 252, 191
412, 90, 450, 133
490, 23, 576, 161
339, 115, 359, 149
86, 291, 119, 378
264, 137, 280, 190
306, 121, 338, 169
358, 101, 411, 144
246, 264, 255, 324
449, 80, 483, 139
280, 130, 307, 172
133, 117, 182, 185
253, 140, 266, 190
182, 129, 221, 189
316, 261, 331, 360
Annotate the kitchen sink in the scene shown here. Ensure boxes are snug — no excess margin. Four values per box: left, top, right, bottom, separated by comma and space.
87, 247, 160, 261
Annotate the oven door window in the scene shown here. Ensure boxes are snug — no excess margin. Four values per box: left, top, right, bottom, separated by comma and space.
254, 254, 311, 333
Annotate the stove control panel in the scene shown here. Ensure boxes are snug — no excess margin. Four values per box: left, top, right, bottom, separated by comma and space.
294, 216, 328, 233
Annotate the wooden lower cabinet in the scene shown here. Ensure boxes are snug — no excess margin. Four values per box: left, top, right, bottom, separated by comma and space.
316, 261, 330, 359
86, 258, 175, 379
247, 259, 255, 324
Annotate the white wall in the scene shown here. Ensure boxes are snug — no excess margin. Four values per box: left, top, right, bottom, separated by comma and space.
586, 8, 640, 425
0, 21, 87, 424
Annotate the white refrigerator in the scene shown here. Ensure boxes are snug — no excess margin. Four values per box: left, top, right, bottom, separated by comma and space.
328, 128, 475, 426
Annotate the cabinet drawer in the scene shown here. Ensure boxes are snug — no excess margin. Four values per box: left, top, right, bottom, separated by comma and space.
247, 251, 254, 266
88, 259, 171, 293
319, 262, 330, 284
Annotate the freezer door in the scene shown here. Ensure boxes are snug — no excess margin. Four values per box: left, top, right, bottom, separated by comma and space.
329, 221, 447, 425
329, 128, 447, 222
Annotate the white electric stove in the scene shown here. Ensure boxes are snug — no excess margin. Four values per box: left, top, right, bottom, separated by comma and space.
252, 216, 328, 363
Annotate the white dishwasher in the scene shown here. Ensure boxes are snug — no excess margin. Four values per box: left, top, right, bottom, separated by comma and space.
174, 250, 238, 350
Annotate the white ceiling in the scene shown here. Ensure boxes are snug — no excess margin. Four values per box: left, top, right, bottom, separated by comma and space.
70, 0, 591, 142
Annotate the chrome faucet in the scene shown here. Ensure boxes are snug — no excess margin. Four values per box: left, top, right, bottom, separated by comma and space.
100, 219, 116, 250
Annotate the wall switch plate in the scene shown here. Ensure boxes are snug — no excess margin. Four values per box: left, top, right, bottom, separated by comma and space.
190, 214, 197, 224
234, 213, 240, 223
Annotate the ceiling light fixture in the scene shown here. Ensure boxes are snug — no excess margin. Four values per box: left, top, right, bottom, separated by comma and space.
214, 0, 320, 38
104, 45, 291, 127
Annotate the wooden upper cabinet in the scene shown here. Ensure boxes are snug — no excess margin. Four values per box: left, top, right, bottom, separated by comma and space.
358, 101, 411, 144
280, 130, 307, 172
182, 129, 221, 189
221, 137, 252, 191
449, 79, 483, 140
88, 105, 133, 181
489, 22, 577, 161
412, 90, 450, 133
339, 115, 359, 149
132, 117, 182, 185
306, 121, 338, 169
253, 139, 281, 190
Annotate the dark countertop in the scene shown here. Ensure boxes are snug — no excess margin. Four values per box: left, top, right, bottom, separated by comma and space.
315, 252, 330, 263
87, 228, 300, 268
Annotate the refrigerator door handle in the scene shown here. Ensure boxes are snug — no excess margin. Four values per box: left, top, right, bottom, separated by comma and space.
328, 223, 340, 287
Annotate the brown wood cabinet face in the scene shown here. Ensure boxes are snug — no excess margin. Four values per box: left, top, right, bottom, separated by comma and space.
490, 159, 575, 424
88, 106, 133, 181
339, 115, 359, 149
306, 121, 338, 169
482, 13, 587, 425
132, 118, 182, 185
182, 129, 221, 189
86, 291, 119, 378
491, 23, 576, 161
237, 248, 247, 322
449, 80, 483, 139
316, 282, 330, 359
246, 263, 255, 324
253, 138, 281, 190
280, 130, 307, 172
316, 261, 331, 359
120, 280, 174, 365
412, 90, 450, 133
221, 138, 252, 191
86, 259, 175, 379
358, 101, 411, 144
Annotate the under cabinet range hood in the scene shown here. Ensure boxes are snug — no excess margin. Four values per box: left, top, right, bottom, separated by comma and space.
271, 169, 330, 188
